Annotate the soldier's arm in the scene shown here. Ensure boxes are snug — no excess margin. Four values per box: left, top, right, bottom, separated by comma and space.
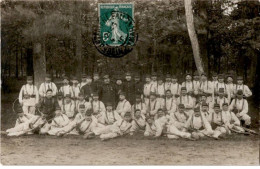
229, 100, 235, 111
18, 85, 24, 104
53, 83, 58, 96
244, 85, 252, 97
144, 123, 150, 136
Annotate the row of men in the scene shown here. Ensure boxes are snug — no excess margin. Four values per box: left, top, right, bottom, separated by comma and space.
19, 72, 252, 116
6, 90, 250, 140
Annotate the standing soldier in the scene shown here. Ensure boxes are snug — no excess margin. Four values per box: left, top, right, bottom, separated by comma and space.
155, 76, 165, 106
80, 75, 93, 102
133, 74, 143, 98
39, 74, 58, 98
170, 75, 181, 100
176, 87, 194, 116
122, 72, 135, 104
164, 73, 172, 91
164, 90, 177, 115
229, 90, 251, 128
114, 75, 124, 104
211, 72, 218, 88
78, 74, 87, 90
234, 76, 252, 98
59, 76, 73, 97
143, 74, 153, 104
214, 74, 228, 100
226, 74, 236, 103
131, 93, 147, 116
182, 73, 194, 96
146, 92, 162, 119
199, 72, 214, 103
150, 72, 158, 91
116, 91, 132, 117
100, 74, 117, 106
91, 72, 102, 97
193, 71, 201, 103
19, 76, 39, 114
71, 76, 80, 100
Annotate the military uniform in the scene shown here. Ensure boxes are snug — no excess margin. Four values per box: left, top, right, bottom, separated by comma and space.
130, 109, 146, 133
131, 94, 147, 116
122, 73, 135, 104
100, 75, 116, 106
39, 74, 58, 97
234, 76, 252, 98
116, 93, 132, 117
62, 94, 76, 120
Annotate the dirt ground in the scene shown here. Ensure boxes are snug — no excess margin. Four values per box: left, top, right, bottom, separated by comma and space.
1, 87, 259, 165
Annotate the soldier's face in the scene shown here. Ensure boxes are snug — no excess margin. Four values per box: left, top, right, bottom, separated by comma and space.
124, 115, 132, 122
227, 77, 233, 83
79, 108, 85, 113
136, 98, 141, 103
212, 76, 218, 81
151, 76, 157, 81
237, 95, 243, 100
125, 76, 131, 81
194, 111, 200, 117
223, 105, 228, 111
219, 93, 224, 98
86, 116, 92, 121
158, 80, 163, 85
181, 90, 187, 95
104, 78, 110, 84
218, 78, 224, 83
201, 75, 207, 81
145, 78, 151, 83
179, 108, 184, 113
27, 80, 33, 85
116, 80, 122, 85
45, 77, 51, 83
186, 75, 192, 81
46, 91, 53, 98
72, 80, 78, 85
87, 78, 92, 84
158, 111, 165, 118
106, 106, 113, 111
201, 96, 206, 101
147, 118, 153, 124
134, 77, 140, 82
63, 79, 69, 85
81, 78, 87, 82
18, 113, 24, 118
202, 106, 208, 112
79, 96, 84, 101
237, 80, 243, 85
135, 111, 141, 118
214, 108, 220, 113
93, 75, 99, 81
65, 98, 71, 103
58, 96, 63, 100
55, 110, 62, 116
172, 78, 177, 83
93, 96, 99, 101
194, 76, 199, 81
166, 91, 172, 98
119, 95, 125, 101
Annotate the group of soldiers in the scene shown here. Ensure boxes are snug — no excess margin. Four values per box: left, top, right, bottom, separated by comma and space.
5, 71, 255, 140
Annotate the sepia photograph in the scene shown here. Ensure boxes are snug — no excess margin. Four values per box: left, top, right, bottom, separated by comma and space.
1, 0, 259, 165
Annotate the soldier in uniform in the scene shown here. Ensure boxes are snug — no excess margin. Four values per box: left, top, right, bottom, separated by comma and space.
150, 72, 158, 90
122, 72, 135, 104
133, 74, 143, 98
199, 72, 214, 103
143, 74, 153, 104
146, 92, 162, 119
59, 76, 73, 97
57, 92, 64, 108
182, 73, 194, 95
39, 74, 58, 98
155, 76, 165, 106
129, 109, 146, 135
229, 90, 251, 128
226, 74, 236, 103
62, 94, 75, 121
131, 93, 147, 116
114, 74, 124, 103
100, 102, 122, 125
78, 74, 87, 90
214, 74, 228, 100
164, 73, 172, 91
75, 92, 91, 113
170, 75, 181, 100
71, 76, 80, 100
80, 75, 93, 102
176, 87, 194, 116
18, 76, 39, 114
100, 74, 117, 106
234, 76, 252, 98
116, 91, 132, 117
164, 90, 177, 115
90, 92, 106, 119
210, 88, 229, 110
91, 72, 102, 98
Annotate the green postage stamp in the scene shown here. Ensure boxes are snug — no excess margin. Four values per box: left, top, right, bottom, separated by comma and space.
98, 3, 135, 47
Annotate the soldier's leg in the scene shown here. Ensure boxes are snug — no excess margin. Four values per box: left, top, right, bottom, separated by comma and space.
241, 114, 251, 126
6, 123, 28, 133
95, 125, 113, 135
233, 125, 245, 132
168, 125, 191, 138
167, 134, 180, 139
39, 123, 51, 134
100, 132, 118, 140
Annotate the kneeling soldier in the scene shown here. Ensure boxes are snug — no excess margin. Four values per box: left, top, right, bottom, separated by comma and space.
129, 109, 146, 135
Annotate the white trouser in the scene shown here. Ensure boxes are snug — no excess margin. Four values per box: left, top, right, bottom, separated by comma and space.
167, 125, 191, 139
213, 126, 228, 138
23, 106, 36, 115
238, 114, 251, 125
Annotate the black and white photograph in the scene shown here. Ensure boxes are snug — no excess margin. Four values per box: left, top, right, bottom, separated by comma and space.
1, 0, 259, 165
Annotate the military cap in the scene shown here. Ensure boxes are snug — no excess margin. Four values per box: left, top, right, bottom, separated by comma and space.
86, 109, 93, 116
237, 76, 243, 80
186, 72, 191, 76
134, 74, 140, 78
218, 74, 224, 79
78, 92, 84, 97
151, 72, 157, 76
214, 103, 220, 108
45, 73, 52, 78
135, 109, 141, 113
92, 92, 99, 97
65, 94, 71, 98
212, 72, 218, 77
71, 76, 78, 81
165, 89, 172, 93
106, 102, 113, 107
193, 71, 199, 76
157, 108, 163, 112
157, 76, 164, 81
124, 111, 132, 117
236, 90, 243, 96
194, 107, 200, 112
135, 94, 142, 99
150, 91, 157, 96
55, 106, 61, 111
119, 91, 126, 96
202, 102, 208, 107
79, 104, 85, 109
27, 76, 33, 80
226, 74, 233, 79
46, 89, 53, 93
219, 88, 225, 93
145, 74, 151, 78
81, 74, 87, 78
178, 104, 185, 109
201, 72, 207, 76
222, 102, 229, 106
200, 92, 207, 97
181, 87, 187, 91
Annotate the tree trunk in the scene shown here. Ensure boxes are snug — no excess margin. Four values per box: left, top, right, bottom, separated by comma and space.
184, 0, 204, 74
15, 46, 19, 78
33, 42, 46, 88
26, 48, 34, 76
20, 47, 23, 77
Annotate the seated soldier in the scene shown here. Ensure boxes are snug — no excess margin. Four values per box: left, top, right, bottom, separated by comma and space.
164, 89, 177, 115
90, 92, 106, 117
131, 94, 147, 116
47, 106, 70, 136
98, 111, 133, 141
229, 90, 251, 128
210, 104, 230, 139
57, 109, 104, 139
75, 92, 91, 113
100, 102, 122, 125
155, 76, 165, 106
59, 76, 73, 97
116, 91, 131, 117
57, 92, 64, 108
144, 115, 164, 137
129, 109, 146, 135
196, 93, 211, 111
221, 102, 245, 133
200, 101, 213, 122
146, 92, 162, 119
210, 88, 228, 110
185, 107, 214, 139
170, 75, 181, 99
234, 76, 252, 98
62, 94, 75, 120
